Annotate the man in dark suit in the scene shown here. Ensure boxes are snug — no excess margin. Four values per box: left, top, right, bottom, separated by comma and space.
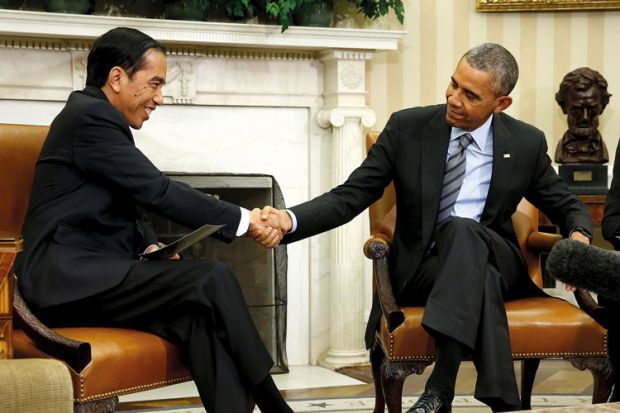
602, 142, 620, 402
15, 27, 292, 413
262, 43, 592, 412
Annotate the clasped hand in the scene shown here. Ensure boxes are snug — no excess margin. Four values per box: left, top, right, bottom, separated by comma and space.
247, 206, 293, 248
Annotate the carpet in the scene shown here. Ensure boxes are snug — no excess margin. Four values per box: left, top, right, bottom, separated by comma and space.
119, 394, 599, 413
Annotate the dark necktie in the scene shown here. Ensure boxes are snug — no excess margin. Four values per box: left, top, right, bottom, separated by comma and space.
436, 133, 475, 224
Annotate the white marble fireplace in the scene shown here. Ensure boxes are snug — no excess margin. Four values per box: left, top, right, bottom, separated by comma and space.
0, 9, 404, 367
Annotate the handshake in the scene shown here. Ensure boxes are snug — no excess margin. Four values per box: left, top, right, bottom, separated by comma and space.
247, 206, 293, 248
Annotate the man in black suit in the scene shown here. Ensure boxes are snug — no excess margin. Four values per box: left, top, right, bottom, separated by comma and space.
602, 142, 620, 401
262, 43, 592, 412
15, 27, 292, 413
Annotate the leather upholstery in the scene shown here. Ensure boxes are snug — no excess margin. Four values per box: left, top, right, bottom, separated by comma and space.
13, 328, 190, 403
380, 297, 607, 361
1, 123, 192, 407
0, 124, 47, 241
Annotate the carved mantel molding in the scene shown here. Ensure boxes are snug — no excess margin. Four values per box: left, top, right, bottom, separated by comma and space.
0, 9, 404, 51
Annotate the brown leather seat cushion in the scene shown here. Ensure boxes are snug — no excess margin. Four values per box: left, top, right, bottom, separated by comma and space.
379, 296, 607, 361
13, 328, 191, 403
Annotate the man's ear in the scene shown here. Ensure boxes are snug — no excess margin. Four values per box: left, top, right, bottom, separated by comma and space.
108, 66, 124, 93
494, 96, 513, 113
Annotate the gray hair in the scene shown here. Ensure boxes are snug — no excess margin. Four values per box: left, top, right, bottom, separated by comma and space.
462, 43, 519, 97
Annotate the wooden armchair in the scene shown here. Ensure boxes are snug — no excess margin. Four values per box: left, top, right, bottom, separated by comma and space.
0, 124, 192, 413
363, 132, 613, 413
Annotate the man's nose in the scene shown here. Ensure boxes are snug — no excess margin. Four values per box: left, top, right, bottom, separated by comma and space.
154, 90, 164, 106
447, 92, 462, 106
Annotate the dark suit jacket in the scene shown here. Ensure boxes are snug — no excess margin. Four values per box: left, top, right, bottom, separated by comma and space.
282, 104, 592, 346
603, 142, 620, 250
16, 86, 242, 308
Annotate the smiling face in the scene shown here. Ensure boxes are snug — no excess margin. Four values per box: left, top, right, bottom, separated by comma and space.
445, 58, 512, 131
104, 49, 167, 129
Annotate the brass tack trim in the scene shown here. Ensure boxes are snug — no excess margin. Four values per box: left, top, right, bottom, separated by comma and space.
75, 375, 192, 403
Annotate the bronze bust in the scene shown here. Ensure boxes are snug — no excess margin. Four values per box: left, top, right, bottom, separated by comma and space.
555, 67, 611, 164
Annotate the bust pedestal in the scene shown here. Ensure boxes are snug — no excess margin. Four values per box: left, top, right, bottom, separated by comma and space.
558, 164, 608, 195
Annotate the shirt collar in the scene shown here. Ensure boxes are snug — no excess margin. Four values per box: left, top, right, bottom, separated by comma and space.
450, 114, 493, 150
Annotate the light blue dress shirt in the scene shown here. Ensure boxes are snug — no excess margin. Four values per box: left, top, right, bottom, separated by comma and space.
449, 114, 494, 222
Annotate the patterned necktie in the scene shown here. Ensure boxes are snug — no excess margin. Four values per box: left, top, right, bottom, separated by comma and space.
436, 133, 475, 224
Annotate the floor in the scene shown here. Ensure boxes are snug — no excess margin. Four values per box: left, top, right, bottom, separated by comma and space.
116, 290, 603, 412
116, 359, 601, 412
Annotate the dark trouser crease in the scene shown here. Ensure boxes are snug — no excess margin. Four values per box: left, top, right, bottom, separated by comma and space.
403, 218, 526, 411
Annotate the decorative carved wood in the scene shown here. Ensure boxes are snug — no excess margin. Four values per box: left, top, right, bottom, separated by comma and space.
381, 357, 431, 413
73, 396, 118, 413
13, 283, 91, 372
568, 356, 613, 403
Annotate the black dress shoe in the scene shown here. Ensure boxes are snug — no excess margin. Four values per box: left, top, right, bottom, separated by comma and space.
406, 388, 452, 413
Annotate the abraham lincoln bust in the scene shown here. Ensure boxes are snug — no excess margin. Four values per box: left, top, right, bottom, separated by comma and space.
555, 67, 610, 164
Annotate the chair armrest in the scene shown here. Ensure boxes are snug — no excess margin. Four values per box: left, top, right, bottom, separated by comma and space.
364, 238, 404, 333
527, 231, 562, 253
13, 284, 91, 372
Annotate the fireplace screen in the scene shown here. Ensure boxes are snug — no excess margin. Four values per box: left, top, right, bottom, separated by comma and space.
146, 173, 288, 373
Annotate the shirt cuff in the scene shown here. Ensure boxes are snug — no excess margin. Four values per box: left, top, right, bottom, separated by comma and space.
569, 227, 592, 242
286, 209, 298, 233
236, 207, 250, 236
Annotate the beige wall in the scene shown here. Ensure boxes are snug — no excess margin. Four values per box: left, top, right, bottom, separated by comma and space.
367, 0, 620, 164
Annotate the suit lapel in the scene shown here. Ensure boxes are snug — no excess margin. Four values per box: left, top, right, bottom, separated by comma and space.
421, 107, 451, 247
480, 113, 514, 226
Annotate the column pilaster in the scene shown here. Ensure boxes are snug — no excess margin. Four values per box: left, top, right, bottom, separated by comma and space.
317, 49, 376, 369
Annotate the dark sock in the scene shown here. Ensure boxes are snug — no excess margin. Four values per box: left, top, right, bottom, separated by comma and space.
426, 333, 468, 403
251, 375, 293, 413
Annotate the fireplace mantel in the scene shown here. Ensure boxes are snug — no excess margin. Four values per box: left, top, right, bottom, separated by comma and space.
0, 9, 405, 368
0, 9, 404, 51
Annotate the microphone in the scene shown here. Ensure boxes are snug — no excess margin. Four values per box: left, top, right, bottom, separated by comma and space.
546, 239, 620, 300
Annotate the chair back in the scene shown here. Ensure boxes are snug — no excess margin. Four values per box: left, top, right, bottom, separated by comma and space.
365, 131, 544, 288
0, 124, 48, 243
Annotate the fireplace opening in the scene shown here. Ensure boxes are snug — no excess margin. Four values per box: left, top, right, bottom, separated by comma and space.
146, 173, 288, 373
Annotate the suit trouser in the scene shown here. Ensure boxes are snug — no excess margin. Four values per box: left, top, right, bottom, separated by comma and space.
399, 217, 533, 409
36, 258, 274, 413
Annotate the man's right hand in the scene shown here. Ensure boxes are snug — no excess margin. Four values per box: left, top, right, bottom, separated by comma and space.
259, 206, 293, 235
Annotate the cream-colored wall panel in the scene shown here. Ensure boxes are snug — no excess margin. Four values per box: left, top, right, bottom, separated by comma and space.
419, 0, 438, 106
403, 0, 422, 111
468, 0, 488, 48
435, 1, 454, 105
569, 12, 589, 71
534, 12, 556, 149
602, 12, 620, 161
501, 12, 521, 119
587, 12, 605, 72
519, 13, 537, 127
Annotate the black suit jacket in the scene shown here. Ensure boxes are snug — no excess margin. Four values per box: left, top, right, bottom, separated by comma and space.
603, 142, 620, 250
282, 104, 592, 345
16, 86, 242, 308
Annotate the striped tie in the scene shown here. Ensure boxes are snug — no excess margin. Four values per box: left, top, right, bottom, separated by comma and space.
436, 133, 475, 225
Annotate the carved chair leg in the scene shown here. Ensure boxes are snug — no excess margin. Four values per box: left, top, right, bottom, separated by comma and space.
568, 357, 614, 403
381, 358, 431, 413
520, 358, 540, 410
74, 396, 118, 413
371, 344, 386, 413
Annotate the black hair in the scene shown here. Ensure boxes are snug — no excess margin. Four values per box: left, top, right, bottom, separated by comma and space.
86, 27, 165, 88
